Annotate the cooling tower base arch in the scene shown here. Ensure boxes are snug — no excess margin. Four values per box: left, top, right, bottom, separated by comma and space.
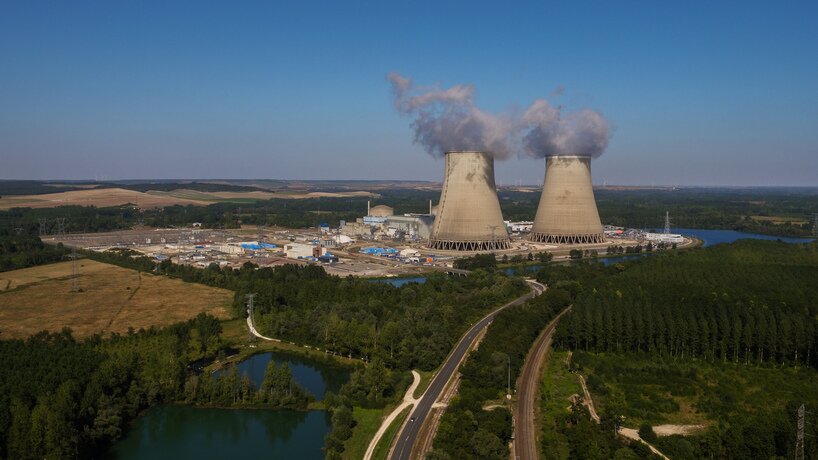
529, 233, 605, 244
428, 238, 511, 252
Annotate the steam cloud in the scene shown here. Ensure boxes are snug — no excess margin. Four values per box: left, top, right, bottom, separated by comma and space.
388, 73, 611, 159
388, 72, 515, 159
520, 100, 610, 158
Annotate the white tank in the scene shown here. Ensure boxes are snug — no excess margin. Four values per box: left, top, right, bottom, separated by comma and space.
428, 151, 511, 251
530, 155, 604, 244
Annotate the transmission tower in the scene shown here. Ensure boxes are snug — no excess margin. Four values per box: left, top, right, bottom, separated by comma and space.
664, 211, 671, 235
54, 218, 66, 237
813, 213, 818, 238
257, 224, 264, 244
796, 404, 805, 460
38, 218, 48, 237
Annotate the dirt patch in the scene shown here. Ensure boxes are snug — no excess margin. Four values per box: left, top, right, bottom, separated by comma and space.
653, 424, 707, 436
0, 260, 232, 338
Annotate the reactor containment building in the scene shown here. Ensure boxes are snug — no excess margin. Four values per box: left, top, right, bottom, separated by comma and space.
428, 151, 511, 251
530, 155, 605, 244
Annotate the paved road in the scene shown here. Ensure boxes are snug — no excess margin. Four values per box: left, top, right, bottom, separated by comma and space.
364, 371, 421, 460
390, 280, 545, 460
513, 306, 571, 460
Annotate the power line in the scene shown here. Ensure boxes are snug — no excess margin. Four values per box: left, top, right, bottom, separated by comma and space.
813, 213, 817, 238
54, 218, 66, 237
38, 218, 48, 237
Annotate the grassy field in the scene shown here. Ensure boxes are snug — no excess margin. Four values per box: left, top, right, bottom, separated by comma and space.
0, 260, 232, 338
539, 350, 584, 459
373, 405, 411, 460
343, 407, 384, 460
573, 351, 818, 427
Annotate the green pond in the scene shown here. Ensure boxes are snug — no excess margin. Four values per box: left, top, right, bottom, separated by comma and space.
107, 406, 329, 460
108, 352, 350, 460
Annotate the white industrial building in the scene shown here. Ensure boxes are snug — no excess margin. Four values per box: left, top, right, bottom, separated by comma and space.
506, 221, 533, 233
400, 248, 420, 258
644, 233, 686, 244
284, 243, 325, 259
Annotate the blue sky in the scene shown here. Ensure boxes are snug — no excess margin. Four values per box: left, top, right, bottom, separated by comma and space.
1, 1, 817, 185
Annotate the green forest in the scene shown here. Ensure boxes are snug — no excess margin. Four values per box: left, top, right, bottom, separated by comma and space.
556, 240, 818, 368
0, 243, 530, 459
0, 313, 313, 459
245, 267, 527, 391
0, 234, 68, 272
551, 240, 818, 459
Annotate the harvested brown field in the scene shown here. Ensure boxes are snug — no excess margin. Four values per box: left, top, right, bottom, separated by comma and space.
0, 187, 378, 210
0, 260, 233, 339
0, 187, 205, 210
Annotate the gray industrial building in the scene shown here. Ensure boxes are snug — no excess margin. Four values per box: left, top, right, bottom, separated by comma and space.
386, 214, 434, 240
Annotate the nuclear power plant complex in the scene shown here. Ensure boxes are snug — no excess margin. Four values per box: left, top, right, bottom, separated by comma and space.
529, 155, 605, 244
428, 151, 511, 251
341, 150, 617, 253
325, 148, 690, 259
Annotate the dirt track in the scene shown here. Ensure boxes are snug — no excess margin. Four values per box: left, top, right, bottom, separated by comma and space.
513, 306, 572, 460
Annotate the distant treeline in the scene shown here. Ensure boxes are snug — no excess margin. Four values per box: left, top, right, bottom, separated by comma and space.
4, 187, 816, 237
501, 187, 818, 237
0, 189, 439, 233
117, 182, 268, 193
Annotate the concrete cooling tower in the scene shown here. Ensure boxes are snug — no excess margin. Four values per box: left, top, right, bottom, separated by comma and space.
428, 151, 511, 251
530, 155, 605, 244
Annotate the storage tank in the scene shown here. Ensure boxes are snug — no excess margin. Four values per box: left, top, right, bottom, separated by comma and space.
428, 151, 511, 251
530, 155, 604, 244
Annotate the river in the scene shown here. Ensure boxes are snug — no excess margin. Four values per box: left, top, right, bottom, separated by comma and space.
107, 352, 350, 460
673, 227, 814, 247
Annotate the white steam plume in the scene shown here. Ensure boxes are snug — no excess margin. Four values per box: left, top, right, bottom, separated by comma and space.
387, 72, 612, 159
388, 72, 515, 159
520, 99, 611, 158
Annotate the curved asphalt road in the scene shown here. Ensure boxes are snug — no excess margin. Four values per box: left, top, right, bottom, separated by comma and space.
390, 280, 545, 460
